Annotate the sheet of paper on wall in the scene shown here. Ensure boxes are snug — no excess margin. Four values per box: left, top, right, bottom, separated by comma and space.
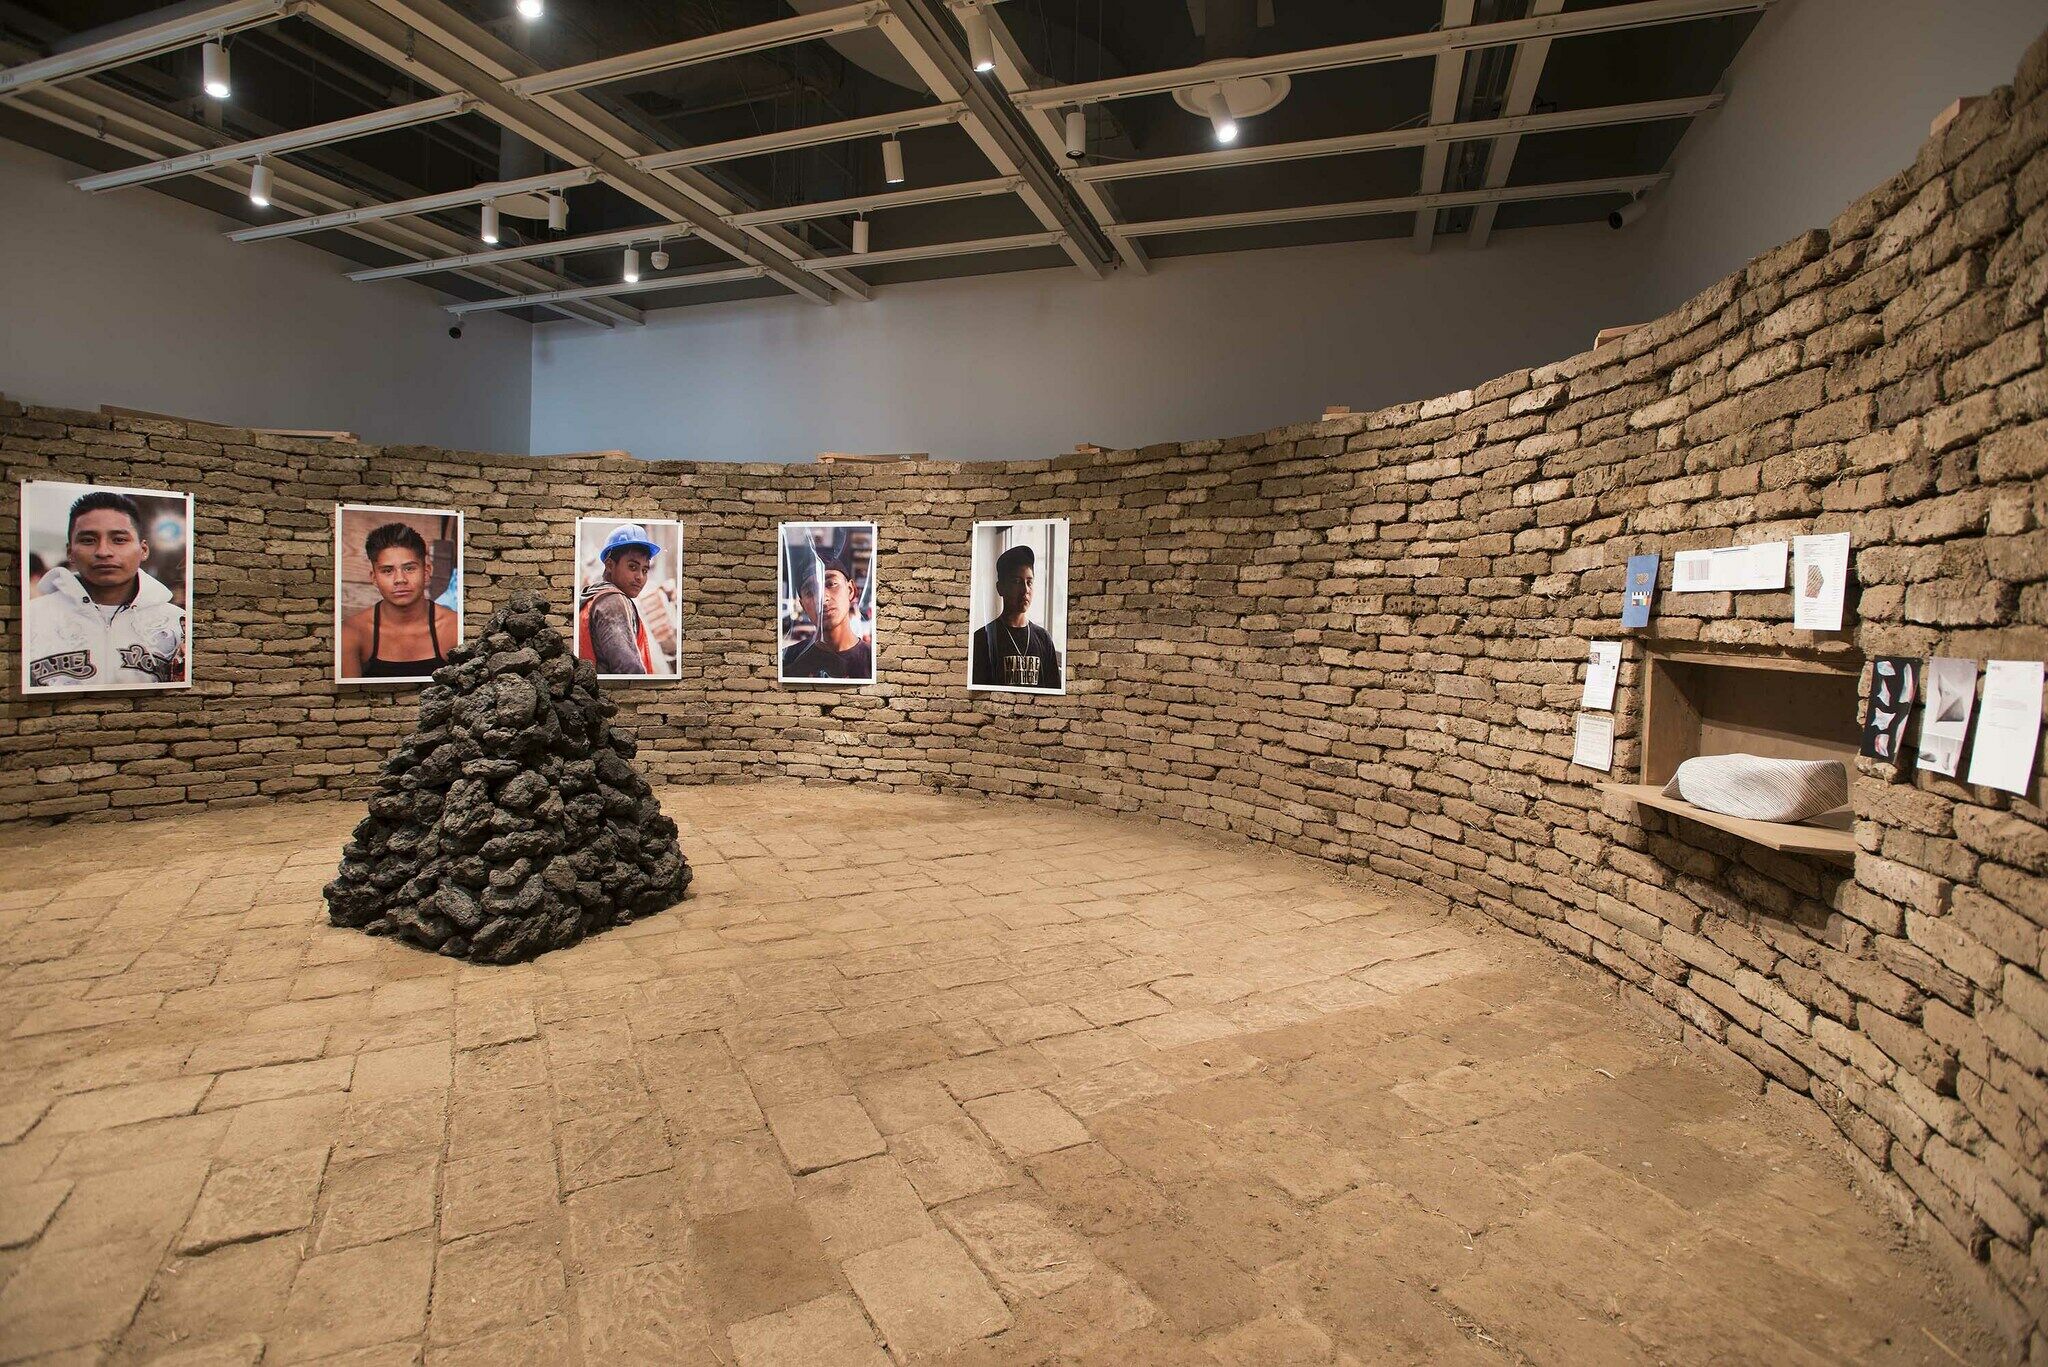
1860, 657, 1919, 764
1581, 641, 1622, 711
1791, 532, 1851, 631
1914, 658, 1978, 777
1621, 554, 1659, 628
1671, 541, 1789, 594
1573, 712, 1615, 772
1966, 660, 2044, 795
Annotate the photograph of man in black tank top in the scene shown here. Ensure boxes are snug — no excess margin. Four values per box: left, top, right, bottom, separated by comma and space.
335, 505, 464, 683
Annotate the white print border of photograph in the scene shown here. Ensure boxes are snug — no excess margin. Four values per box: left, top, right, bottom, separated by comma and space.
1581, 641, 1621, 712
332, 502, 466, 686
775, 519, 880, 687
1671, 541, 1788, 594
966, 518, 1070, 696
1573, 711, 1615, 772
571, 517, 685, 683
1966, 660, 2045, 796
18, 478, 195, 697
1915, 657, 1978, 778
1791, 532, 1851, 632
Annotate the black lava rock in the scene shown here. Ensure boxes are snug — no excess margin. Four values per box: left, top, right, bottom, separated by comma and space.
323, 591, 691, 964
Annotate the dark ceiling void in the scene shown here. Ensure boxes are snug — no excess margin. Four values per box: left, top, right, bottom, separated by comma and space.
0, 0, 1768, 324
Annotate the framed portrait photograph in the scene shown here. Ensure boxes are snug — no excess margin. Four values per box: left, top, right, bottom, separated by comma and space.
573, 517, 683, 681
334, 504, 463, 685
967, 518, 1068, 695
778, 521, 877, 685
19, 479, 193, 695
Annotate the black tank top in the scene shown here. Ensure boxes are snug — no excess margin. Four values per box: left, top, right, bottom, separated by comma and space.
360, 601, 447, 678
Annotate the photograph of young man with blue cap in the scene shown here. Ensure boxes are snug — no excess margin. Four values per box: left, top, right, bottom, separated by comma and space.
575, 519, 682, 679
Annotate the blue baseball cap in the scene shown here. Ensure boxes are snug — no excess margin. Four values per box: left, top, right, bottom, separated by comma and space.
599, 523, 661, 562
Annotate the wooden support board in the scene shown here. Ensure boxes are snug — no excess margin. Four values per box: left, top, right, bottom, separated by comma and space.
1600, 782, 1855, 859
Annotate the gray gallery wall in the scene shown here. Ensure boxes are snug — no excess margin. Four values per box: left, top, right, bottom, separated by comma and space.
1630, 0, 2048, 315
0, 138, 531, 453
527, 225, 1646, 463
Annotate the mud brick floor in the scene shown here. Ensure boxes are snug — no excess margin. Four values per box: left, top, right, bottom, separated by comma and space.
0, 784, 1999, 1365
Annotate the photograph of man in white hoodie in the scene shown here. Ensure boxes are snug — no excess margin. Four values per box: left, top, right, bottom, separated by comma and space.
20, 481, 191, 694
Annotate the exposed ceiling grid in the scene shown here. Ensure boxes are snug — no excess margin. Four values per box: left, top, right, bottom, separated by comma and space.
0, 0, 1775, 322
1467, 0, 1568, 251
1412, 0, 1474, 252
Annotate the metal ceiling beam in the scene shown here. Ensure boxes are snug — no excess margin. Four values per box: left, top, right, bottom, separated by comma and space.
0, 67, 634, 326
226, 165, 599, 241
502, 2, 889, 99
1065, 94, 1720, 184
1469, 0, 1567, 250
630, 103, 966, 173
876, 0, 1114, 278
347, 223, 689, 280
1014, 0, 1772, 108
976, 4, 1145, 274
0, 0, 295, 97
1114, 174, 1664, 238
305, 0, 851, 306
1413, 0, 1475, 252
445, 266, 768, 316
797, 230, 1065, 270
729, 176, 1021, 228
72, 92, 471, 192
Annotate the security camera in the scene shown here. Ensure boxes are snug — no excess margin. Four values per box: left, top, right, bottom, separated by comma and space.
448, 324, 464, 339
1608, 195, 1650, 230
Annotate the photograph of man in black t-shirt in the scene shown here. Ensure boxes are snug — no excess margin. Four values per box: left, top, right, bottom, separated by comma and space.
968, 521, 1067, 694
779, 524, 877, 683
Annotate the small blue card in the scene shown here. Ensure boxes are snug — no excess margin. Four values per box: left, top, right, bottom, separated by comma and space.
1621, 553, 1659, 628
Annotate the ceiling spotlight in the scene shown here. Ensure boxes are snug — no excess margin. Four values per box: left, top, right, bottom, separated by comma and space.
650, 242, 670, 272
962, 8, 996, 73
248, 159, 272, 207
546, 193, 567, 231
517, 0, 544, 19
480, 201, 500, 245
882, 135, 905, 185
852, 216, 870, 255
1176, 77, 1286, 148
1064, 108, 1086, 160
1203, 87, 1238, 144
622, 246, 640, 284
201, 40, 230, 99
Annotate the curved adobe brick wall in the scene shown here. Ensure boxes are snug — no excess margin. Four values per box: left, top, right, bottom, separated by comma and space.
5, 25, 2047, 1349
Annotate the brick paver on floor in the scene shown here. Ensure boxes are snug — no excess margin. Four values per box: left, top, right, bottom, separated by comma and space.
0, 782, 2004, 1364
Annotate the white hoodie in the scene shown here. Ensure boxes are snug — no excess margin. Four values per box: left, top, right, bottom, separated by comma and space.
26, 565, 187, 689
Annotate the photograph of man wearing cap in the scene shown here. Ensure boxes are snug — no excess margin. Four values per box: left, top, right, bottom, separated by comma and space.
779, 523, 875, 683
575, 520, 680, 678
969, 530, 1064, 693
21, 482, 191, 693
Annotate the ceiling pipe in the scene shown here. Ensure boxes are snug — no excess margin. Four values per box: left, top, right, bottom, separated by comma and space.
0, 0, 294, 96
346, 223, 691, 281
1114, 173, 1665, 237
1014, 0, 1774, 109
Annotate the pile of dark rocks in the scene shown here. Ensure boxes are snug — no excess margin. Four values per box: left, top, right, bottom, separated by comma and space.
323, 591, 691, 964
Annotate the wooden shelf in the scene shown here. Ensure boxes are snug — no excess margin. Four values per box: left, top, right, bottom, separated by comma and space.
1600, 783, 1856, 859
